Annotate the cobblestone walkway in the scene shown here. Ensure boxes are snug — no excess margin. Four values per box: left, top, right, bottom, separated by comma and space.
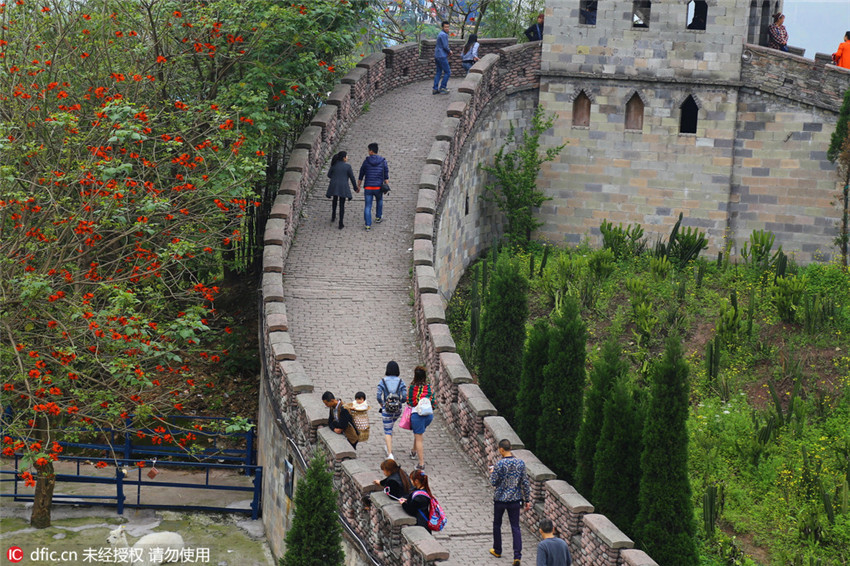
282, 80, 539, 565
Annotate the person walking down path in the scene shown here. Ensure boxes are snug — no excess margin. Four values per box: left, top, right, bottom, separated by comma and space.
461, 34, 481, 74
524, 13, 544, 42
373, 459, 413, 500
407, 365, 435, 471
433, 21, 452, 95
325, 150, 359, 230
357, 142, 389, 230
322, 391, 359, 448
767, 13, 789, 52
833, 31, 850, 69
536, 518, 572, 566
377, 360, 407, 460
489, 439, 532, 566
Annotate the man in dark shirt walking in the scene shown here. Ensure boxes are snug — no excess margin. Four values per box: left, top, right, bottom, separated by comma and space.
357, 142, 389, 230
433, 21, 452, 95
536, 518, 572, 566
489, 439, 531, 565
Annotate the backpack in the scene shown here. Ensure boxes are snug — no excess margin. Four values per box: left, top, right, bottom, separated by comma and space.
381, 378, 404, 415
416, 396, 433, 416
412, 490, 447, 532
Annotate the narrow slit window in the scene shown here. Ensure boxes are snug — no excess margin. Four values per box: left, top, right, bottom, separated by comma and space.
625, 93, 644, 131
580, 0, 598, 25
573, 92, 591, 127
687, 0, 708, 30
633, 0, 651, 28
680, 96, 699, 134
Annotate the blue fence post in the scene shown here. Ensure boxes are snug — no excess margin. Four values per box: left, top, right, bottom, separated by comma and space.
116, 466, 124, 515
123, 416, 133, 460
251, 468, 262, 520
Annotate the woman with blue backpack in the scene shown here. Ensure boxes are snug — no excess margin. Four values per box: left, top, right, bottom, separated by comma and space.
407, 365, 435, 471
377, 360, 406, 461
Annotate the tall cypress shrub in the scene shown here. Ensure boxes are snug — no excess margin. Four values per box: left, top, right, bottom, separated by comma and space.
536, 295, 586, 482
592, 378, 643, 534
515, 318, 550, 451
574, 338, 628, 496
478, 249, 529, 421
281, 454, 344, 566
633, 337, 698, 566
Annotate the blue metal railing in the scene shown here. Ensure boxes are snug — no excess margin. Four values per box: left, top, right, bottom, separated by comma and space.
0, 454, 262, 520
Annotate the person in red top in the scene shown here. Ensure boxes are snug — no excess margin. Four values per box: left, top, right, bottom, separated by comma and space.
407, 365, 435, 471
767, 13, 789, 52
833, 32, 850, 69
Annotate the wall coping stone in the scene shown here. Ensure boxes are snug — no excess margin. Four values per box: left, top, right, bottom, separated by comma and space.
310, 104, 337, 128
427, 140, 452, 166
297, 393, 328, 427
484, 416, 523, 449
583, 514, 634, 549
340, 458, 383, 493
621, 549, 660, 566
447, 92, 472, 117
420, 293, 447, 324
341, 66, 367, 85
419, 163, 442, 189
471, 53, 500, 74
437, 117, 461, 141
269, 331, 296, 361
402, 526, 451, 562
511, 449, 557, 482
264, 221, 286, 245
317, 426, 356, 460
284, 148, 309, 172
414, 212, 435, 240
295, 126, 322, 150
458, 73, 482, 94
416, 188, 437, 213
325, 82, 351, 106
415, 266, 439, 294
280, 360, 312, 393
370, 492, 416, 527
414, 239, 434, 266
546, 482, 594, 514
545, 480, 578, 498
261, 272, 283, 303
458, 384, 497, 415
280, 171, 302, 195
356, 52, 385, 70
270, 199, 292, 220
263, 246, 283, 273
427, 323, 456, 353
441, 353, 473, 384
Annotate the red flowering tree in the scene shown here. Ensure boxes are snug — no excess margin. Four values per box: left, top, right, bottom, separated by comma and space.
0, 0, 360, 527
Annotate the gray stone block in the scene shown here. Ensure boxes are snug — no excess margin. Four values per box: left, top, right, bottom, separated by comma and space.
317, 426, 356, 460
583, 514, 634, 549
413, 239, 434, 266
263, 245, 283, 273
414, 212, 434, 240
427, 140, 452, 166
416, 188, 438, 213
402, 527, 450, 561
295, 126, 322, 150
441, 353, 472, 384
437, 116, 461, 141
269, 331, 296, 361
459, 384, 497, 416
621, 549, 659, 566
419, 163, 442, 190
299, 393, 329, 427
416, 266, 439, 294
428, 323, 456, 353
262, 272, 284, 303
511, 449, 556, 482
280, 360, 312, 393
341, 66, 367, 85
484, 416, 523, 449
420, 293, 446, 324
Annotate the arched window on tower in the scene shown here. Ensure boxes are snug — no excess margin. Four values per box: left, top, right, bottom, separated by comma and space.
686, 0, 708, 30
579, 0, 598, 25
625, 93, 644, 131
680, 96, 699, 134
633, 1, 651, 28
573, 92, 591, 127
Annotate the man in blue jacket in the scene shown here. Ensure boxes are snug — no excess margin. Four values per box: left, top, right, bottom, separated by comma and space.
357, 142, 389, 230
433, 21, 452, 95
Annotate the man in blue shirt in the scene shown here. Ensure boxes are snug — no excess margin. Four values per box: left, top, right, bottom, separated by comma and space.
537, 518, 572, 566
489, 439, 531, 566
433, 21, 452, 95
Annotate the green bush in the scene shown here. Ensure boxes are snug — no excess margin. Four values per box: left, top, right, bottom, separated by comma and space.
516, 319, 550, 452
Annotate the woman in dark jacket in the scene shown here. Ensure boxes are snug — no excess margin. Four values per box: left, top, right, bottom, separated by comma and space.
373, 459, 412, 499
399, 469, 433, 529
326, 150, 358, 229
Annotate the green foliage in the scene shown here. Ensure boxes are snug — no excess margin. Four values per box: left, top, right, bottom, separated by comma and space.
481, 104, 565, 249
650, 255, 672, 280
772, 274, 808, 324
600, 220, 645, 259
588, 248, 616, 280
575, 339, 628, 495
741, 229, 783, 271
479, 0, 545, 40
478, 249, 529, 421
827, 89, 850, 164
536, 295, 586, 482
635, 337, 698, 566
592, 377, 643, 533
655, 213, 708, 267
515, 319, 550, 452
281, 454, 344, 566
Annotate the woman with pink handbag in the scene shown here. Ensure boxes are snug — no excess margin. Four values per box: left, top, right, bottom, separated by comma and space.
406, 366, 435, 471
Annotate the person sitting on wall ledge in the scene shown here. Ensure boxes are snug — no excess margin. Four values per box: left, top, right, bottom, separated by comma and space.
833, 31, 850, 69
767, 13, 789, 52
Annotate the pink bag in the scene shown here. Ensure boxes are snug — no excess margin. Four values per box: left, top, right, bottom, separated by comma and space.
398, 405, 413, 430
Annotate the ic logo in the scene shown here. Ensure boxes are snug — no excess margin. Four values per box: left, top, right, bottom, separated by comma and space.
7, 546, 24, 563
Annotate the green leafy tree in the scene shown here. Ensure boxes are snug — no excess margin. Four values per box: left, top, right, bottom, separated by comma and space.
827, 89, 850, 267
536, 295, 586, 482
634, 337, 698, 566
592, 378, 643, 534
481, 104, 565, 249
574, 338, 628, 496
281, 454, 345, 566
478, 249, 528, 421
515, 318, 550, 451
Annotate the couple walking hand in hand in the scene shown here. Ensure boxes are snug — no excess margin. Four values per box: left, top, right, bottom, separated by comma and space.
325, 142, 389, 230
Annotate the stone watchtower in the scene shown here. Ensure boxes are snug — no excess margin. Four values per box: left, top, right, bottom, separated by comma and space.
535, 0, 850, 262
